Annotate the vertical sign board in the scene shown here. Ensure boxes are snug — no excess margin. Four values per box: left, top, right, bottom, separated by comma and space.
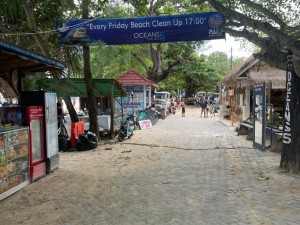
282, 52, 293, 146
253, 83, 266, 150
280, 51, 298, 167
56, 12, 225, 45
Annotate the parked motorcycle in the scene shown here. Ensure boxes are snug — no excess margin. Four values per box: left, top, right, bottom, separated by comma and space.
155, 106, 168, 119
169, 105, 176, 115
118, 116, 134, 142
146, 105, 162, 119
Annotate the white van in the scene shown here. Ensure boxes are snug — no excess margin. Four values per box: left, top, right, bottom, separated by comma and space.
154, 91, 171, 110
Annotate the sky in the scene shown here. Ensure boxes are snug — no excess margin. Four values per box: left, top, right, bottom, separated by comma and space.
201, 34, 256, 59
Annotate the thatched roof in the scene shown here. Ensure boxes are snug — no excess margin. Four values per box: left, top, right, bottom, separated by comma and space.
222, 56, 286, 86
248, 65, 286, 86
223, 56, 258, 82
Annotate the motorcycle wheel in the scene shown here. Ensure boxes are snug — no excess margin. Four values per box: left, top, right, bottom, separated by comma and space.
118, 132, 125, 142
128, 131, 133, 138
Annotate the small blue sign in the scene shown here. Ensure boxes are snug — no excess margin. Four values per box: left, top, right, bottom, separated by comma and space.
56, 12, 225, 45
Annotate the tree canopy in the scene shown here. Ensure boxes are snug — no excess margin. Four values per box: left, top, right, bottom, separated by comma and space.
4, 0, 297, 102
159, 50, 243, 95
199, 0, 300, 76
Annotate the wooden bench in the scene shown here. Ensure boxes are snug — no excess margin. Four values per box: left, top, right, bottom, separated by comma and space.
238, 122, 253, 140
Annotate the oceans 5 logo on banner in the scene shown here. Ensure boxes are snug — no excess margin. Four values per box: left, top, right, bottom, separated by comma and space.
133, 31, 166, 42
208, 13, 224, 37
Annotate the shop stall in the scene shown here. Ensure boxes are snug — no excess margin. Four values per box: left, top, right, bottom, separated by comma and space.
37, 78, 127, 140
221, 56, 286, 123
116, 69, 157, 115
0, 39, 65, 200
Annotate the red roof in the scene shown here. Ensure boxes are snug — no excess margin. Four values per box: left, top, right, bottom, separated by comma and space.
116, 69, 157, 86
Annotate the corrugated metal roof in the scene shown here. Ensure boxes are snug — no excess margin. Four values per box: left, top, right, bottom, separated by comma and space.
0, 39, 65, 75
116, 69, 157, 86
37, 78, 127, 97
0, 39, 66, 99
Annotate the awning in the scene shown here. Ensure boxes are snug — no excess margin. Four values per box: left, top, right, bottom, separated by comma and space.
0, 39, 65, 75
37, 78, 127, 97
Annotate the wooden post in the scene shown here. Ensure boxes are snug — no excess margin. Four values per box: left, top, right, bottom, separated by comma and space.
110, 82, 114, 139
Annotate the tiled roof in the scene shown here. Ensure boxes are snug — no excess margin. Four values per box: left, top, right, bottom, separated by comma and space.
116, 69, 157, 86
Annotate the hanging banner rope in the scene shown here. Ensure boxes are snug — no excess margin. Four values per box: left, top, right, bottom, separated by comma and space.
56, 12, 225, 45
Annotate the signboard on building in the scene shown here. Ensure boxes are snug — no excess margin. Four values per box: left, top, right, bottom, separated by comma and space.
116, 85, 145, 114
280, 50, 300, 169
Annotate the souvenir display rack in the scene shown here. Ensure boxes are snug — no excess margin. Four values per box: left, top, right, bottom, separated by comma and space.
0, 127, 29, 201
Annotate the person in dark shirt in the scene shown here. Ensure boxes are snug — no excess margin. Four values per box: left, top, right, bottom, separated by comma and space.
200, 98, 209, 118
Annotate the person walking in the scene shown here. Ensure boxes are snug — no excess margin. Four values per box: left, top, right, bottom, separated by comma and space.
200, 98, 208, 118
181, 99, 186, 117
176, 96, 180, 111
57, 102, 66, 128
209, 102, 216, 117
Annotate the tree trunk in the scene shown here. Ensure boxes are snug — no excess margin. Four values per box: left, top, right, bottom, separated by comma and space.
52, 71, 78, 123
23, 2, 79, 123
185, 77, 193, 98
133, 45, 181, 83
280, 51, 300, 172
82, 0, 100, 138
83, 45, 99, 137
63, 96, 79, 123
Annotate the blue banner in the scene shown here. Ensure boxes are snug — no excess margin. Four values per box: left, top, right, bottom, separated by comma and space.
56, 12, 225, 45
